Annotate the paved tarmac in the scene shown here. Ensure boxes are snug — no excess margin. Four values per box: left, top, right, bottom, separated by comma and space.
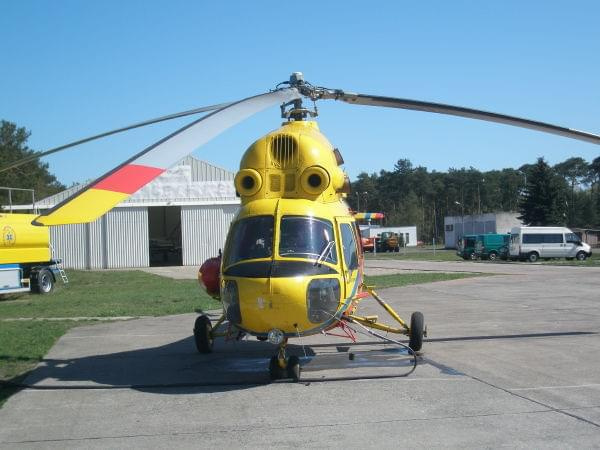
1, 260, 600, 448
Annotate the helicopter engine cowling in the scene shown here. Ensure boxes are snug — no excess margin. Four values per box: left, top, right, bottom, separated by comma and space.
198, 256, 221, 299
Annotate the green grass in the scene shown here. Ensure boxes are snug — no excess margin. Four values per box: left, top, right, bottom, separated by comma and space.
540, 253, 600, 266
0, 270, 220, 319
364, 271, 483, 289
0, 321, 81, 407
0, 269, 482, 407
365, 248, 460, 261
0, 270, 220, 407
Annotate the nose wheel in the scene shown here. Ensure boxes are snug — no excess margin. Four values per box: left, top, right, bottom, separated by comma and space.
269, 340, 301, 381
193, 315, 213, 353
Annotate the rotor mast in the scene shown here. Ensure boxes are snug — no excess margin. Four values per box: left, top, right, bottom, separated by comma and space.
280, 72, 318, 121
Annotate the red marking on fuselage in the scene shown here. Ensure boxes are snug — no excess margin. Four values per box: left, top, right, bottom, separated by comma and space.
93, 164, 164, 194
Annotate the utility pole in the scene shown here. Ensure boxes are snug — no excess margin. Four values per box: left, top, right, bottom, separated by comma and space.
433, 199, 437, 255
455, 200, 464, 246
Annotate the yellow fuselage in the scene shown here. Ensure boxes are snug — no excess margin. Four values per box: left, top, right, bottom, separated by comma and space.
221, 120, 360, 337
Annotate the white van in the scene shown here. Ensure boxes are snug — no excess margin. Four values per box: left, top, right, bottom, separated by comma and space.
509, 226, 592, 262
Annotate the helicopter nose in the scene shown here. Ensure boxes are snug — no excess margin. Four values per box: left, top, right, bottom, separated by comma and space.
235, 276, 314, 334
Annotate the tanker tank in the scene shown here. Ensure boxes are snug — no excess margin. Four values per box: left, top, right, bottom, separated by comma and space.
0, 213, 51, 264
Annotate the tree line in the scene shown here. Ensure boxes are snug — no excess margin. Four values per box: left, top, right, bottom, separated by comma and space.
0, 120, 65, 207
350, 156, 600, 244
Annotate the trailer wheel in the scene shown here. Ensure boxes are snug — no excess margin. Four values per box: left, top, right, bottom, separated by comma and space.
32, 268, 54, 294
488, 251, 498, 261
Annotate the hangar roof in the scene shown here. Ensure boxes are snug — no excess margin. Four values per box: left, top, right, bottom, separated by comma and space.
13, 156, 239, 210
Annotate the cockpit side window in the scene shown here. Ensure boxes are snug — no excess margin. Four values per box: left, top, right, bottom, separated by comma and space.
279, 216, 337, 263
223, 215, 274, 266
340, 223, 359, 270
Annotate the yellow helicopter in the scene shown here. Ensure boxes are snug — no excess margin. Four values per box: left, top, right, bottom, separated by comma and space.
4, 72, 600, 381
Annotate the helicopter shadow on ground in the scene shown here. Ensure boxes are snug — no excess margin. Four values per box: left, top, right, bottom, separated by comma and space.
22, 330, 423, 395
21, 322, 593, 395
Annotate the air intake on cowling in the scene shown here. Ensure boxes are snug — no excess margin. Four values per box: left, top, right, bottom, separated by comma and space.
270, 134, 298, 169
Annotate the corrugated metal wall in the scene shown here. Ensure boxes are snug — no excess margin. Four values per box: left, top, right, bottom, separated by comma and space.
181, 205, 239, 266
45, 157, 237, 269
50, 208, 149, 269
50, 223, 89, 269
88, 217, 106, 269
105, 208, 149, 268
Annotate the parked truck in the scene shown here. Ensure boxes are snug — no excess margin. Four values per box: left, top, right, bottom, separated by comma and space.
475, 233, 510, 261
0, 213, 67, 295
376, 231, 402, 252
456, 234, 478, 260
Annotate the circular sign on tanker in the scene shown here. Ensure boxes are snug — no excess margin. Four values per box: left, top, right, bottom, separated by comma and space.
2, 225, 16, 246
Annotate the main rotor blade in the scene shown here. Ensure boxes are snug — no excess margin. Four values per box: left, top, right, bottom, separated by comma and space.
0, 101, 234, 174
33, 88, 300, 226
327, 91, 600, 145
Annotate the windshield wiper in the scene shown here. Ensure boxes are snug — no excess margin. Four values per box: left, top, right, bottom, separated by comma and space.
315, 240, 335, 266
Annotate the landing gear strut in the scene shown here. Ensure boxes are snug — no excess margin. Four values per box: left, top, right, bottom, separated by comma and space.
269, 339, 301, 382
347, 284, 427, 353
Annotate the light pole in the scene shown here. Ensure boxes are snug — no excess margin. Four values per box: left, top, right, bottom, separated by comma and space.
481, 177, 486, 234
454, 200, 464, 247
433, 199, 437, 255
518, 170, 527, 196
355, 191, 367, 212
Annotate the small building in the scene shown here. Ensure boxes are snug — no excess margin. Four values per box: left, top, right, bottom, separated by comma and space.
359, 225, 418, 247
572, 228, 600, 248
26, 156, 240, 269
444, 212, 523, 249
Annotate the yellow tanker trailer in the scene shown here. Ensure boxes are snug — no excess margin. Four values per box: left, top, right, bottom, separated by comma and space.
0, 213, 64, 294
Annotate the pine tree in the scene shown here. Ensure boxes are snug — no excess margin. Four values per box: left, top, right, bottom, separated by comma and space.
0, 120, 65, 206
518, 157, 566, 226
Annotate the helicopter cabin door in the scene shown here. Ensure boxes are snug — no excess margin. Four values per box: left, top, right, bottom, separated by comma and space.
335, 217, 360, 301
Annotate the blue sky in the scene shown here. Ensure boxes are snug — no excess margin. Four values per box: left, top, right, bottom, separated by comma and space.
1, 1, 599, 186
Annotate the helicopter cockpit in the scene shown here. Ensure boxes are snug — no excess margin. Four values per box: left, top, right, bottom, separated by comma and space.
278, 216, 336, 263
222, 214, 338, 267
223, 215, 274, 264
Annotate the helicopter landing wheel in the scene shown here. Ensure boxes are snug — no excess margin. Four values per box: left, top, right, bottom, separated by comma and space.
287, 355, 301, 381
193, 315, 213, 353
269, 355, 287, 380
269, 356, 301, 381
408, 311, 425, 352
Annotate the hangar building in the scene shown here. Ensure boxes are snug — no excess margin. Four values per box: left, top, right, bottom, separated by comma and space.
35, 156, 240, 269
444, 212, 523, 249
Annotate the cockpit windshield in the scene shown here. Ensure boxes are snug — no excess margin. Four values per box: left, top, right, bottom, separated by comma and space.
223, 215, 274, 266
278, 216, 337, 263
